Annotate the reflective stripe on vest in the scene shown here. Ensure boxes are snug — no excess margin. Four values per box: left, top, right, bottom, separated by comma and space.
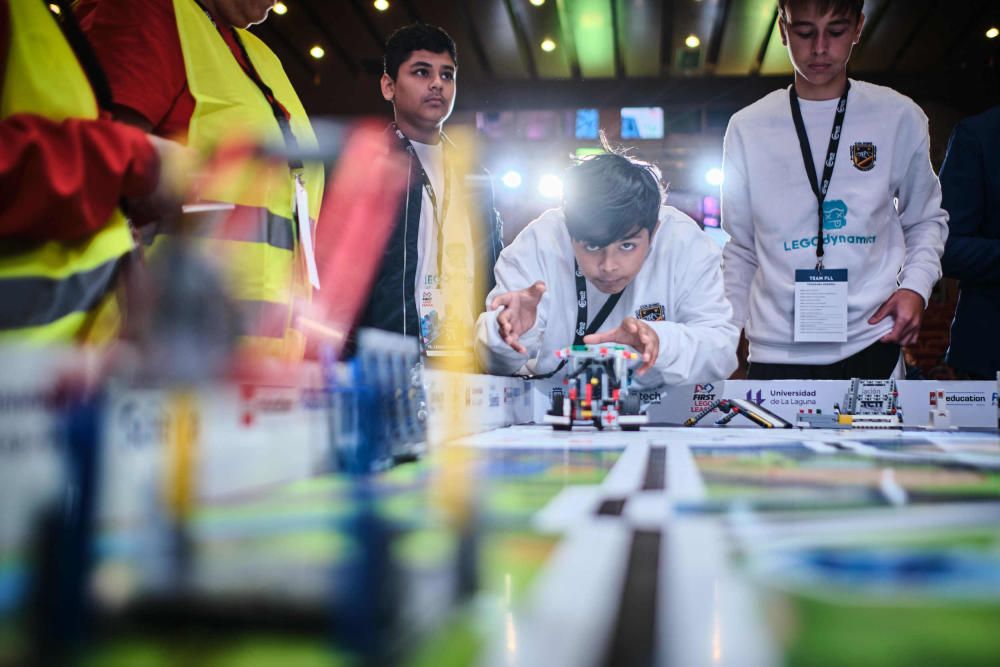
0, 0, 133, 344
0, 255, 120, 328
183, 206, 295, 251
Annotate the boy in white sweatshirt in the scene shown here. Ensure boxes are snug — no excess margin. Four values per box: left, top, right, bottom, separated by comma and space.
475, 144, 738, 389
722, 0, 948, 380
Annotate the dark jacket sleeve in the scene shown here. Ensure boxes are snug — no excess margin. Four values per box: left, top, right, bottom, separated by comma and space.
940, 119, 1000, 285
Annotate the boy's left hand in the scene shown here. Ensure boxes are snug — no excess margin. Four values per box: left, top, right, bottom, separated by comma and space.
869, 288, 924, 346
583, 317, 659, 374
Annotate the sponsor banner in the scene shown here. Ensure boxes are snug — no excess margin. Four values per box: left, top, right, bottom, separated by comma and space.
424, 371, 525, 437
527, 378, 998, 428
897, 381, 997, 428
101, 382, 329, 520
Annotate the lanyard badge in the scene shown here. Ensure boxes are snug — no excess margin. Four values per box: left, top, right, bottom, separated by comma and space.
789, 83, 851, 342
393, 125, 452, 277
789, 82, 850, 271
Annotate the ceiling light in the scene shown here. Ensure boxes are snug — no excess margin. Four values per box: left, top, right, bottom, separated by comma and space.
705, 168, 724, 187
529, 0, 546, 6
373, 0, 390, 11
310, 45, 325, 59
540, 38, 557, 53
48, 3, 60, 14
685, 34, 701, 49
538, 174, 563, 199
272, 2, 287, 15
987, 27, 999, 39
501, 171, 523, 189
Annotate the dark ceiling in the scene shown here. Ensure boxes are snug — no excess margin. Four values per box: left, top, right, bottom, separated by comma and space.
252, 0, 1000, 117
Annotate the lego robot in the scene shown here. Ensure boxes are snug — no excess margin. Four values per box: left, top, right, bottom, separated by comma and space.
542, 345, 648, 431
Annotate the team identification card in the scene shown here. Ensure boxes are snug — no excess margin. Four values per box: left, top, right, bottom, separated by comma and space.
294, 176, 320, 289
794, 269, 848, 342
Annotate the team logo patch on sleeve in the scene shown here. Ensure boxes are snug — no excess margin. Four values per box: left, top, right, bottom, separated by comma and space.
850, 142, 876, 171
636, 303, 665, 321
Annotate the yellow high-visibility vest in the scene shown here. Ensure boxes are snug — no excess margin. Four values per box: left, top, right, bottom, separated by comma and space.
0, 0, 135, 345
173, 0, 324, 361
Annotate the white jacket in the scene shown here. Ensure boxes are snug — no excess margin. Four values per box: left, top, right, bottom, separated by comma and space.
722, 80, 948, 364
475, 206, 739, 388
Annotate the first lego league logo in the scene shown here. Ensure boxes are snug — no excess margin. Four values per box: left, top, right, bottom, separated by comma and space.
691, 384, 717, 413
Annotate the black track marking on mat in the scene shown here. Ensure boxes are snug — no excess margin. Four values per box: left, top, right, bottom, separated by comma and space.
597, 497, 627, 516
602, 529, 661, 667
643, 446, 666, 491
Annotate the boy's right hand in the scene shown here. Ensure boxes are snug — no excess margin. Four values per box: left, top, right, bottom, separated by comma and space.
490, 281, 547, 354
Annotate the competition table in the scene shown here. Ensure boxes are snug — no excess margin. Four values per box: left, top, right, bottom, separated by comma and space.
1, 359, 998, 667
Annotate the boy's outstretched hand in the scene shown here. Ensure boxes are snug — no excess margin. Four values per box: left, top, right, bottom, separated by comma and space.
869, 288, 924, 346
491, 281, 547, 354
584, 317, 659, 374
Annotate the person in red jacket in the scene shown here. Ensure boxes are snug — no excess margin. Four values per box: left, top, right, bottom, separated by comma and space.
0, 0, 179, 244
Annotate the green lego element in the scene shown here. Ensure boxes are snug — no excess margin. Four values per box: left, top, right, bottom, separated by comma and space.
571, 345, 589, 351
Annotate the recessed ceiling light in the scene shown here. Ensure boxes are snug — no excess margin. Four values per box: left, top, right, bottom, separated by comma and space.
272, 2, 287, 15
310, 45, 325, 59
685, 34, 701, 49
540, 38, 557, 52
987, 27, 999, 39
374, 0, 390, 11
530, 0, 546, 6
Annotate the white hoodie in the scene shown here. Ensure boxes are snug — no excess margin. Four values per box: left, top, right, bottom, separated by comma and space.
722, 80, 948, 365
475, 206, 739, 388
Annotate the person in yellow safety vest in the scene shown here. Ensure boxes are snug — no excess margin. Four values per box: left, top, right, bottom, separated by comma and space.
0, 0, 183, 345
78, 0, 325, 362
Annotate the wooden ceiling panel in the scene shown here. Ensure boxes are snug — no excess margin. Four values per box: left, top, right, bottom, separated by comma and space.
850, 0, 935, 71
256, 6, 348, 79
466, 0, 530, 80
617, 0, 662, 77
406, 0, 485, 80
560, 0, 616, 78
896, 1, 979, 71
292, 0, 385, 75
715, 0, 775, 76
758, 14, 790, 76
363, 0, 418, 36
669, 0, 723, 75
509, 0, 573, 79
248, 0, 1000, 116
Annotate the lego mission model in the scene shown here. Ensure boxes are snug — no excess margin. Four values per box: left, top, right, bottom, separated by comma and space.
796, 379, 904, 429
543, 345, 648, 431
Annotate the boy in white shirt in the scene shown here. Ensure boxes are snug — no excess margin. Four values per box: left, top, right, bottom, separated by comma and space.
722, 0, 948, 380
475, 143, 738, 389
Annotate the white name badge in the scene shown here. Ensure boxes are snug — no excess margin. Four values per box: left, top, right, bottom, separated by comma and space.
794, 268, 848, 343
294, 175, 321, 289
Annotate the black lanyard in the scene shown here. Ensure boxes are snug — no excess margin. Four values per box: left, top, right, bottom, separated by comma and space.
50, 0, 113, 112
572, 260, 624, 345
789, 81, 850, 270
513, 263, 624, 380
392, 124, 452, 277
193, 0, 303, 171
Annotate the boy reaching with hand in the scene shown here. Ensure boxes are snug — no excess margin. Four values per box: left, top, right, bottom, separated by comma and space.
475, 141, 738, 388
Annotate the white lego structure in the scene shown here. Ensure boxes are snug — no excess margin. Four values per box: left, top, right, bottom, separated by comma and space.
927, 389, 952, 429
